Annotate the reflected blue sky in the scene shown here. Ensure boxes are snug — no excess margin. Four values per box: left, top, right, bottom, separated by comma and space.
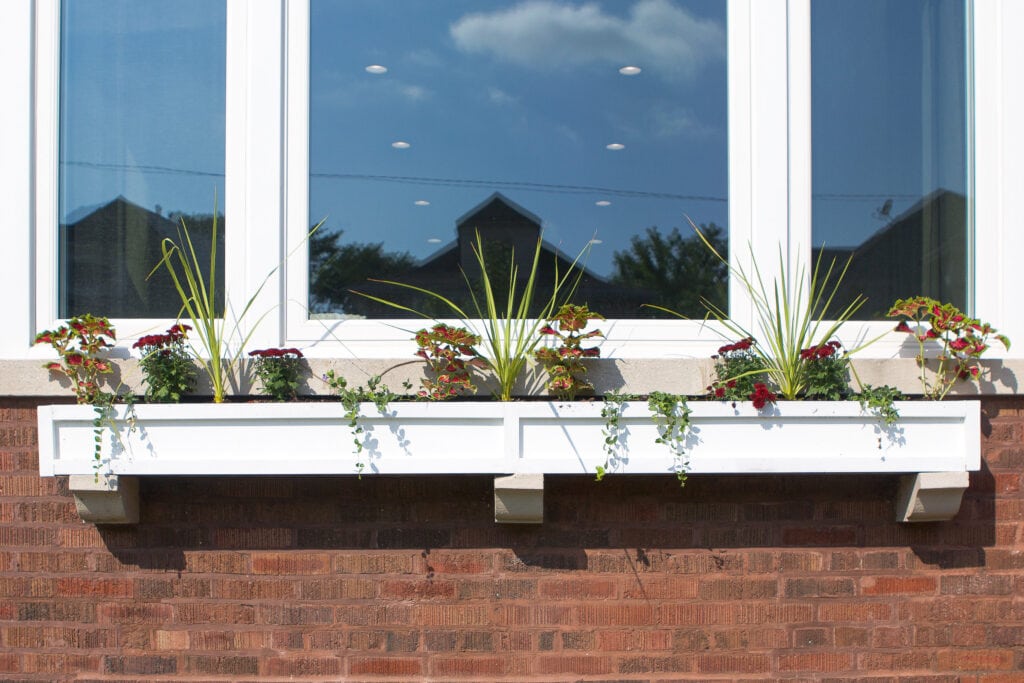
59, 0, 225, 222
309, 0, 728, 277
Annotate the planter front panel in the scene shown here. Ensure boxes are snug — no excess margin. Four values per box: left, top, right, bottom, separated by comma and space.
38, 400, 979, 477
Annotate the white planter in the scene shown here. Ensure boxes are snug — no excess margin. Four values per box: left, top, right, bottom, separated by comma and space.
37, 400, 979, 477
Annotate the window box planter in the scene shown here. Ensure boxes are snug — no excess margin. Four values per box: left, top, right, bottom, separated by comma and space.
37, 400, 979, 524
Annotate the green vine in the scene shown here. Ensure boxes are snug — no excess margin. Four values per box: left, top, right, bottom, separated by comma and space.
857, 384, 904, 426
324, 371, 404, 476
647, 392, 692, 487
597, 390, 631, 481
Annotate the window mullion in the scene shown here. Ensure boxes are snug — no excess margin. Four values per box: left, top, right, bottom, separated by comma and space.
226, 0, 287, 351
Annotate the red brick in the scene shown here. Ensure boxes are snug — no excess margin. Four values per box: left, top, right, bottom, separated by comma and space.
858, 650, 931, 670
782, 526, 858, 545
251, 551, 332, 574
619, 655, 694, 674
696, 653, 770, 674
184, 655, 259, 675
55, 577, 132, 598
536, 655, 612, 675
862, 576, 937, 595
778, 652, 854, 673
540, 577, 619, 599
379, 578, 457, 600
267, 656, 344, 677
432, 656, 509, 677
349, 657, 423, 676
936, 649, 1015, 671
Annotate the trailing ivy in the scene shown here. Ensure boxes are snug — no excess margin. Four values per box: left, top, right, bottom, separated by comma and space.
647, 392, 692, 487
324, 371, 405, 476
858, 384, 904, 426
597, 390, 631, 481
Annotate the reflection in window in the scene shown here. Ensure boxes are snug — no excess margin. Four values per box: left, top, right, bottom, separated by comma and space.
58, 0, 226, 319
308, 0, 728, 319
812, 0, 969, 319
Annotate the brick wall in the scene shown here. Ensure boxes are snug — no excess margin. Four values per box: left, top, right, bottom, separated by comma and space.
1, 396, 1022, 681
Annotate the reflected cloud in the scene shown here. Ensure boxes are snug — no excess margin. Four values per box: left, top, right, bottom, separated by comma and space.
450, 0, 724, 80
488, 87, 519, 106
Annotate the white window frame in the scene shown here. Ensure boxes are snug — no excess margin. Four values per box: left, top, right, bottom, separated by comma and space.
2, 0, 1021, 361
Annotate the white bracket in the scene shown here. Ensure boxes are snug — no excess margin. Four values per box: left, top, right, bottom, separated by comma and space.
896, 471, 970, 522
69, 474, 140, 524
494, 474, 544, 524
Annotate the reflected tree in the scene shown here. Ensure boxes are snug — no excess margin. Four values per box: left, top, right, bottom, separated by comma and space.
309, 230, 415, 314
610, 223, 728, 317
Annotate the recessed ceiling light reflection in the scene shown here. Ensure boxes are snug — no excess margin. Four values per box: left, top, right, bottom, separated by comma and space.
391, 141, 411, 149
414, 200, 430, 206
606, 143, 625, 151
365, 65, 388, 74
619, 66, 642, 75
595, 200, 611, 207
427, 238, 442, 244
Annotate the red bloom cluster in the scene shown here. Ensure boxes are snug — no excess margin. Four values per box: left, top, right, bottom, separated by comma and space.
248, 347, 304, 359
799, 340, 841, 360
749, 382, 777, 410
132, 324, 191, 351
717, 338, 754, 355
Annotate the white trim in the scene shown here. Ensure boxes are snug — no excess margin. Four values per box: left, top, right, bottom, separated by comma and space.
32, 0, 60, 345
6, 0, 1022, 366
0, 1, 36, 356
38, 400, 979, 477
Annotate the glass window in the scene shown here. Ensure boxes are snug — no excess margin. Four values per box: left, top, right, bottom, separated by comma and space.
307, 0, 728, 320
58, 0, 226, 319
811, 0, 969, 319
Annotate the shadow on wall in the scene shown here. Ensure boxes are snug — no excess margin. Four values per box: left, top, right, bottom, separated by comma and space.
95, 460, 995, 572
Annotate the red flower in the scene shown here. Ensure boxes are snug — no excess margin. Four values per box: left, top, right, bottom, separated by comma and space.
749, 383, 777, 410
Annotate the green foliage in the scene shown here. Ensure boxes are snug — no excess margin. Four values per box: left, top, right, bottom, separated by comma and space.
801, 342, 851, 400
354, 231, 586, 401
858, 384, 904, 426
709, 338, 766, 400
611, 223, 728, 317
149, 198, 323, 403
597, 390, 631, 481
249, 348, 305, 402
535, 304, 604, 401
652, 221, 868, 400
888, 296, 1010, 400
35, 314, 117, 405
133, 325, 196, 403
35, 314, 134, 474
309, 230, 415, 314
647, 392, 692, 487
324, 371, 401, 475
413, 323, 483, 400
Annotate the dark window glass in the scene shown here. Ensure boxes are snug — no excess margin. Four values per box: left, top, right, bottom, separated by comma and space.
59, 0, 226, 318
812, 0, 969, 319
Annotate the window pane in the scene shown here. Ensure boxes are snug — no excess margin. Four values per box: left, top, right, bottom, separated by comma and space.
812, 0, 969, 320
59, 0, 226, 319
308, 0, 728, 319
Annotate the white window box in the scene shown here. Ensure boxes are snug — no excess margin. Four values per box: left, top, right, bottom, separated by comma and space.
37, 400, 979, 524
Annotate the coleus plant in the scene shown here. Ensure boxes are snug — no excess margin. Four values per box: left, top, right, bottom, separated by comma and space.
534, 303, 604, 401
888, 296, 1010, 400
413, 323, 483, 400
35, 313, 117, 405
